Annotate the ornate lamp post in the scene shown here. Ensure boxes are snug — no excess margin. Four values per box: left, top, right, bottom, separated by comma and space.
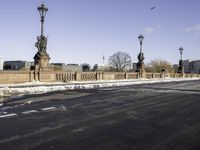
178, 46, 184, 73
102, 55, 105, 64
38, 3, 48, 37
138, 34, 144, 53
136, 34, 145, 77
33, 3, 50, 72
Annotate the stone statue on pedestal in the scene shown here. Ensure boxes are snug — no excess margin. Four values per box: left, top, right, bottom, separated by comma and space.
33, 36, 50, 70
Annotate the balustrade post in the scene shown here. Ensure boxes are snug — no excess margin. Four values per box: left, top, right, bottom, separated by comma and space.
76, 72, 81, 81
125, 72, 128, 79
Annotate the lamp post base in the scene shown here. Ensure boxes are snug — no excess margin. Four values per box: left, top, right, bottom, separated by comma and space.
33, 51, 50, 71
136, 62, 146, 78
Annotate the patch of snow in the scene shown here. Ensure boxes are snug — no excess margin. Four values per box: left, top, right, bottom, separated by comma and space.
0, 78, 200, 100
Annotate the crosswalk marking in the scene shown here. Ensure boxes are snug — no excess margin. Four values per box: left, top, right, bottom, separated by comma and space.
21, 110, 38, 114
0, 105, 66, 119
0, 113, 17, 118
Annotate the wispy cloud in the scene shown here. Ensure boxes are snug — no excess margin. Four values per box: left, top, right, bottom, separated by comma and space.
0, 41, 13, 48
186, 24, 200, 32
144, 25, 163, 34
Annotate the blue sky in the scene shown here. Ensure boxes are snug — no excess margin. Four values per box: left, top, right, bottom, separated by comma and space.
0, 0, 200, 66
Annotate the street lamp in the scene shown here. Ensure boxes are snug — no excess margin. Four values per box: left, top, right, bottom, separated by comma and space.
178, 46, 184, 73
179, 46, 183, 60
138, 34, 144, 53
34, 3, 50, 71
38, 3, 48, 37
136, 34, 145, 77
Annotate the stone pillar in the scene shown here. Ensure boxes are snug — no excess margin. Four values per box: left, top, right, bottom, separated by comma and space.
97, 71, 103, 80
136, 72, 140, 79
125, 72, 129, 79
100, 72, 103, 80
141, 63, 146, 78
34, 65, 39, 81
181, 73, 185, 78
76, 72, 81, 81
136, 61, 146, 78
161, 72, 165, 78
152, 73, 156, 78
29, 71, 34, 82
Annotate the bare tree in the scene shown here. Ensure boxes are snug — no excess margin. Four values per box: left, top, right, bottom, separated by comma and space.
146, 59, 174, 73
108, 51, 132, 72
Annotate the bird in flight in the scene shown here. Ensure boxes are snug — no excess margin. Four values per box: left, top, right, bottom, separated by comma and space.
150, 6, 156, 10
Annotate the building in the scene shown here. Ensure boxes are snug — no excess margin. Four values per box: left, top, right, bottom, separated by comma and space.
183, 60, 190, 73
0, 56, 3, 70
51, 63, 82, 72
93, 64, 114, 71
189, 60, 200, 74
50, 63, 66, 71
174, 60, 200, 74
132, 63, 137, 72
65, 64, 82, 72
3, 61, 34, 70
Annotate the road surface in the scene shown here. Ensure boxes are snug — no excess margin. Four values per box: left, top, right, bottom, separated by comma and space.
0, 80, 200, 150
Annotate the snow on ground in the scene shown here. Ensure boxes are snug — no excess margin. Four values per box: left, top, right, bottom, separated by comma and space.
0, 78, 200, 101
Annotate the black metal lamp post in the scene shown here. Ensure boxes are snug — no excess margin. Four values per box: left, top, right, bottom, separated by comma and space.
136, 34, 145, 73
178, 46, 184, 73
35, 3, 49, 53
179, 47, 183, 60
38, 3, 48, 37
138, 34, 144, 53
34, 3, 50, 72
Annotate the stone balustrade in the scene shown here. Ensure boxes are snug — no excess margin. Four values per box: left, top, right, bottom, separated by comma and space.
56, 72, 76, 82
0, 70, 200, 83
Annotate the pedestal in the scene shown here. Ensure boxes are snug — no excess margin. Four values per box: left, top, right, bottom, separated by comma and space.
34, 51, 50, 70
136, 62, 146, 78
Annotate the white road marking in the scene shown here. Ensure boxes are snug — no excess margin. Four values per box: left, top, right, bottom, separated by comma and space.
0, 112, 7, 115
27, 100, 32, 104
41, 107, 56, 111
0, 113, 17, 118
24, 100, 32, 104
21, 110, 38, 114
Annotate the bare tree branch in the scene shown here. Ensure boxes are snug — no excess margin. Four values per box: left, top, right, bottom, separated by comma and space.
108, 51, 132, 72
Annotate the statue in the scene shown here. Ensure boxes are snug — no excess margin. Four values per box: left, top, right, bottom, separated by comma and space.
35, 36, 47, 52
136, 52, 145, 73
137, 52, 145, 62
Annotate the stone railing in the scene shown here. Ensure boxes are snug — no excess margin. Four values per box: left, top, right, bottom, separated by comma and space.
127, 73, 138, 79
0, 71, 33, 83
114, 72, 126, 80
56, 72, 76, 82
80, 72, 97, 81
0, 70, 200, 83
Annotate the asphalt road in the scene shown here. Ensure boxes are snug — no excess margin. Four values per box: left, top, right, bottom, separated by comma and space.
0, 81, 200, 150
